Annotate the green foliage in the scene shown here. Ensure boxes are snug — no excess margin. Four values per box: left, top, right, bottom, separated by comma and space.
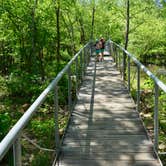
0, 112, 11, 140
0, 75, 8, 95
6, 70, 47, 102
31, 152, 52, 166
143, 78, 154, 89
30, 118, 55, 138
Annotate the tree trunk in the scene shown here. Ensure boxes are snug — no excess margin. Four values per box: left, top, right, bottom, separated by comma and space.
67, 13, 76, 54
56, 0, 61, 70
91, 7, 95, 41
79, 17, 86, 44
29, 0, 38, 72
123, 0, 130, 80
38, 48, 45, 81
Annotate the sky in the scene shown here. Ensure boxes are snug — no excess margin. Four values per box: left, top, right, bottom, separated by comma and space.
155, 0, 166, 7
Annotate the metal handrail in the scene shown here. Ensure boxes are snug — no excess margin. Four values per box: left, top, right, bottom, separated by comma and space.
0, 42, 91, 165
110, 40, 166, 92
109, 40, 166, 158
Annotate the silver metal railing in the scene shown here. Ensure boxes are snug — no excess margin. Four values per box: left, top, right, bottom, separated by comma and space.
109, 40, 166, 155
0, 42, 92, 166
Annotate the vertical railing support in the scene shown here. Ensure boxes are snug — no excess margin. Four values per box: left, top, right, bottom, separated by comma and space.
75, 57, 78, 96
118, 50, 121, 73
119, 50, 123, 79
115, 47, 118, 67
85, 47, 89, 67
116, 48, 119, 69
111, 42, 114, 58
137, 66, 140, 112
54, 85, 60, 155
90, 41, 93, 57
154, 83, 159, 152
68, 66, 72, 113
80, 51, 83, 80
13, 137, 22, 166
128, 56, 131, 92
122, 51, 126, 82
83, 47, 86, 73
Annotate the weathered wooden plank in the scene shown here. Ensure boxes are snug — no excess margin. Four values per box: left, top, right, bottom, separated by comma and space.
67, 123, 144, 130
61, 152, 156, 160
72, 111, 139, 119
54, 57, 161, 166
56, 159, 161, 166
62, 144, 154, 153
70, 117, 143, 125
66, 128, 146, 135
63, 137, 152, 147
63, 136, 150, 143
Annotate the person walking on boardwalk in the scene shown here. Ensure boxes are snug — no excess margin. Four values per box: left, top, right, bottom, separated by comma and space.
95, 39, 102, 62
100, 37, 105, 61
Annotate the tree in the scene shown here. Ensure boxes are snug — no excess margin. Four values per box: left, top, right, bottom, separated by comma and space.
123, 0, 130, 80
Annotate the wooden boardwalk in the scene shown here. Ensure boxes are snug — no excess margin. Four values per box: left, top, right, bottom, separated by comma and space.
56, 56, 161, 166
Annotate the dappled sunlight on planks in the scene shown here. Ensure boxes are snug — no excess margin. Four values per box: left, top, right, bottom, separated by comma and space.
55, 56, 161, 166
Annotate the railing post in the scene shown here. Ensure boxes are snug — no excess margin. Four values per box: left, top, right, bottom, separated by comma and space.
75, 57, 78, 95
54, 85, 60, 155
80, 51, 83, 80
118, 50, 121, 72
122, 51, 125, 81
115, 47, 118, 67
85, 47, 89, 66
128, 56, 131, 92
154, 83, 159, 152
13, 137, 22, 166
90, 41, 93, 57
120, 50, 123, 79
110, 42, 114, 57
83, 47, 86, 72
137, 66, 140, 112
116, 48, 119, 69
68, 66, 72, 113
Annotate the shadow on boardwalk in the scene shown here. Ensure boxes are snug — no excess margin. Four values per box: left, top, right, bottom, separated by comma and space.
56, 57, 161, 166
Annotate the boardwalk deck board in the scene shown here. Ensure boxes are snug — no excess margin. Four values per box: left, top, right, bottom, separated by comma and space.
55, 57, 161, 166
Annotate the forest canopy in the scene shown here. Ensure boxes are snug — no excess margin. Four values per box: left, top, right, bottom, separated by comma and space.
0, 0, 166, 77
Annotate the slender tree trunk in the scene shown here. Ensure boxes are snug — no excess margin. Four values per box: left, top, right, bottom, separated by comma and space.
124, 0, 130, 50
79, 17, 86, 44
123, 0, 130, 80
91, 7, 95, 41
29, 0, 38, 72
0, 40, 6, 74
67, 13, 76, 54
61, 14, 74, 55
56, 0, 60, 69
38, 48, 45, 81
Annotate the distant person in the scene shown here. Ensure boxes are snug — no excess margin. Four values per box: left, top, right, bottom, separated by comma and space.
95, 39, 102, 62
100, 37, 105, 61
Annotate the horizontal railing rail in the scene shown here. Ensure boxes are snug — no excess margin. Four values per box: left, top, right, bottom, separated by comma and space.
110, 41, 166, 92
109, 40, 165, 165
0, 42, 92, 166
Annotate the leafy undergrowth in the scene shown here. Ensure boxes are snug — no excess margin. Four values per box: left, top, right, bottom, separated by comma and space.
0, 73, 71, 165
131, 73, 166, 165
